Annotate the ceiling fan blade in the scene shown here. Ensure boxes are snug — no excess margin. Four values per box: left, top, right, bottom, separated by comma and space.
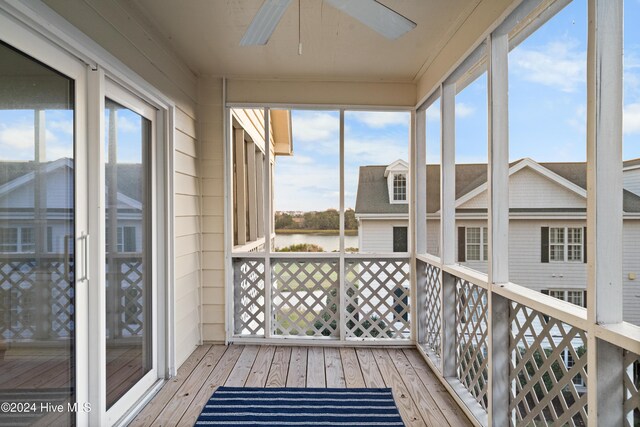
240, 0, 293, 46
325, 0, 416, 40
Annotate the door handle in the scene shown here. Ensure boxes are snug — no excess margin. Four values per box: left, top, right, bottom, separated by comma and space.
80, 233, 89, 282
63, 234, 72, 282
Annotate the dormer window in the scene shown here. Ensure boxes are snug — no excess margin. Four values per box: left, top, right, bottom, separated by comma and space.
384, 159, 409, 205
393, 174, 407, 201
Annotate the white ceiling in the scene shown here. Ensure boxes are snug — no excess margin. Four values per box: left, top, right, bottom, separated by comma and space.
125, 0, 481, 82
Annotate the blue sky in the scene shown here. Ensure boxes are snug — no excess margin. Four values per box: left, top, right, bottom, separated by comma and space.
275, 0, 640, 211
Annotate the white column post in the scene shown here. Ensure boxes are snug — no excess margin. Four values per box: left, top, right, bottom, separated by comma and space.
487, 29, 510, 427
256, 152, 265, 239
586, 0, 624, 424
246, 141, 258, 242
234, 128, 247, 246
409, 109, 418, 343
415, 109, 427, 345
339, 109, 346, 341
440, 81, 457, 378
263, 109, 272, 338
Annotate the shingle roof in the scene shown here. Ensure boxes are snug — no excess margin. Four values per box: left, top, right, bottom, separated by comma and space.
0, 159, 143, 202
355, 159, 640, 214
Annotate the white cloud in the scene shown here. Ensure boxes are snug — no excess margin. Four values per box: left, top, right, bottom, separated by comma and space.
348, 111, 409, 128
624, 103, 640, 134
510, 39, 585, 93
456, 102, 475, 118
344, 137, 408, 165
0, 123, 59, 160
292, 112, 339, 143
117, 115, 142, 133
48, 120, 73, 135
426, 106, 440, 122
567, 104, 586, 134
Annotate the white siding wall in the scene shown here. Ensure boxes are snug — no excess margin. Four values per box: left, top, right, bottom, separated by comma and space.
199, 78, 226, 342
359, 219, 409, 253
624, 168, 640, 196
623, 220, 640, 324
43, 0, 202, 368
459, 167, 585, 209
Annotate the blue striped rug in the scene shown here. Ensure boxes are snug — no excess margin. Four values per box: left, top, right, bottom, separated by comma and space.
195, 387, 406, 426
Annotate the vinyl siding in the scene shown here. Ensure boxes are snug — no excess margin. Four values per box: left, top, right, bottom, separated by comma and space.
624, 168, 640, 196
199, 77, 226, 343
359, 219, 409, 253
42, 0, 202, 368
459, 167, 585, 209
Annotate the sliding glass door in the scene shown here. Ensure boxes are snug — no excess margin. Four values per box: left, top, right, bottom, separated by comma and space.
0, 40, 81, 426
0, 18, 165, 424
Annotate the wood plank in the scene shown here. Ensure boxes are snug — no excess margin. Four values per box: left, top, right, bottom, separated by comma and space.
225, 345, 260, 386
129, 345, 211, 426
371, 349, 425, 427
324, 348, 346, 388
286, 346, 307, 387
245, 346, 275, 387
306, 347, 325, 387
388, 349, 453, 427
153, 345, 227, 426
177, 345, 244, 426
340, 348, 365, 388
403, 349, 472, 426
265, 346, 291, 387
355, 348, 385, 388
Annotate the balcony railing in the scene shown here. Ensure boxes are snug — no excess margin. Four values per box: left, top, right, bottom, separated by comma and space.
231, 253, 411, 343
415, 254, 640, 426
0, 253, 144, 342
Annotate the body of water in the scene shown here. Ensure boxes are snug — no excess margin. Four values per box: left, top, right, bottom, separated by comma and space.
274, 233, 358, 252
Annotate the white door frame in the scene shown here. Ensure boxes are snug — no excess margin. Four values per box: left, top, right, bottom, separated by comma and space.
0, 3, 175, 425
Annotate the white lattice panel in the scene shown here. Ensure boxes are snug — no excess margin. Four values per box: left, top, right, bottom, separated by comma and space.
233, 259, 265, 336
624, 351, 640, 426
345, 259, 410, 339
1, 258, 38, 340
455, 278, 489, 410
271, 259, 339, 337
420, 260, 441, 359
510, 302, 588, 426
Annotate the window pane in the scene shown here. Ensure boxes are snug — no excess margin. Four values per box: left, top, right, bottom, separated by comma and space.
347, 111, 410, 254
0, 40, 75, 426
272, 109, 340, 253
105, 98, 152, 408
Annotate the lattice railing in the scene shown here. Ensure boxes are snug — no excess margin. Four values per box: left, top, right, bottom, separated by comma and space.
418, 259, 441, 360
106, 254, 146, 339
232, 256, 410, 340
624, 351, 640, 426
233, 258, 266, 336
456, 277, 489, 410
271, 259, 339, 337
510, 302, 588, 426
0, 253, 145, 341
345, 258, 410, 339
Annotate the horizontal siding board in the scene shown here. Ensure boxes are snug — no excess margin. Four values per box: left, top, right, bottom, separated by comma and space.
175, 252, 200, 281
175, 234, 201, 258
175, 152, 198, 178
175, 107, 197, 138
202, 269, 225, 287
174, 195, 200, 217
175, 216, 200, 237
175, 172, 199, 196
202, 196, 223, 216
202, 304, 225, 324
202, 324, 226, 342
202, 215, 224, 233
175, 130, 197, 157
202, 233, 224, 251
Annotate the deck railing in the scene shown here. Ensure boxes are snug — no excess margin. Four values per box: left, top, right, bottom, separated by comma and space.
231, 253, 411, 343
0, 253, 144, 342
416, 254, 640, 426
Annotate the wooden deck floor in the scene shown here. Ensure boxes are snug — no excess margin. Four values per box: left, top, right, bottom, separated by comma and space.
129, 345, 472, 427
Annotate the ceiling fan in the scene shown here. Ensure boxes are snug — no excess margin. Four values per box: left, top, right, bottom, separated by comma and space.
240, 0, 417, 46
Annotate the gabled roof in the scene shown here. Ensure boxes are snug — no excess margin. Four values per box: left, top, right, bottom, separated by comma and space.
355, 158, 640, 215
0, 159, 144, 205
384, 159, 409, 177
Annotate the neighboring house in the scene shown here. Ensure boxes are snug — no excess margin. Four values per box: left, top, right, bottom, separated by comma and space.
355, 157, 640, 326
0, 158, 144, 254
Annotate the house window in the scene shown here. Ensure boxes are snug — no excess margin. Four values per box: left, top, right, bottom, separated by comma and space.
393, 226, 408, 252
546, 289, 586, 308
393, 174, 406, 201
0, 227, 35, 253
564, 350, 584, 386
465, 227, 488, 261
544, 227, 584, 262
117, 226, 137, 252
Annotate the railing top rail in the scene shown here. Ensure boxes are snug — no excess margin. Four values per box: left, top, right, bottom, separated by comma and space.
416, 253, 442, 266
595, 322, 640, 355
231, 252, 411, 259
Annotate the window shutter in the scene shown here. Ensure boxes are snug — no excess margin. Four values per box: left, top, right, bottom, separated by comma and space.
583, 227, 587, 263
458, 227, 466, 262
541, 289, 550, 322
582, 290, 587, 308
124, 227, 136, 252
541, 227, 549, 263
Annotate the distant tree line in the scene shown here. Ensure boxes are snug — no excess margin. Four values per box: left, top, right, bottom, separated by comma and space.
275, 208, 357, 230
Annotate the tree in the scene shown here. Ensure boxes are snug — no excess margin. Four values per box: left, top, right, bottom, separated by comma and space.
344, 208, 357, 230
